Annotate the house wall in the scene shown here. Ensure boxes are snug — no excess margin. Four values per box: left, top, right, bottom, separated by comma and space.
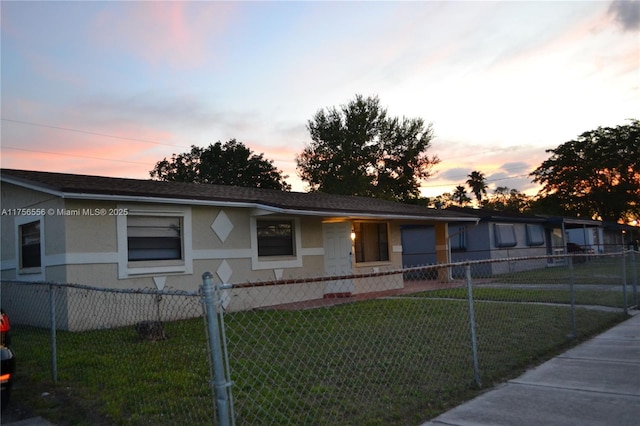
403, 220, 549, 277
2, 187, 411, 328
485, 222, 548, 274
0, 183, 68, 283
59, 202, 330, 291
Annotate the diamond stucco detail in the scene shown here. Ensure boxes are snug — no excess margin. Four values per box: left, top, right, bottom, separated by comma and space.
211, 210, 234, 242
216, 260, 233, 283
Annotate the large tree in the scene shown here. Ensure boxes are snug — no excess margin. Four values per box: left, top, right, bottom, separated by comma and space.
530, 120, 640, 223
150, 139, 291, 191
466, 170, 488, 204
483, 186, 531, 213
296, 94, 439, 202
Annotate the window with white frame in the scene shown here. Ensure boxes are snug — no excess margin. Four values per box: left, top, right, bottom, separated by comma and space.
256, 219, 294, 257
494, 223, 517, 248
354, 222, 389, 263
526, 224, 545, 246
117, 206, 192, 278
20, 220, 41, 269
127, 216, 182, 261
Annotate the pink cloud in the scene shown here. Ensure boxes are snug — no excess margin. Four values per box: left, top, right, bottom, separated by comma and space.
0, 118, 181, 180
90, 2, 240, 69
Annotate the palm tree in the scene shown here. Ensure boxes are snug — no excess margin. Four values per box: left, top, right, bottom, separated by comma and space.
466, 171, 488, 204
452, 185, 471, 206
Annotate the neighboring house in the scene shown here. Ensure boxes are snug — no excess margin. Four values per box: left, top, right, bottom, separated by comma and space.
0, 169, 476, 330
566, 221, 634, 253
401, 207, 627, 275
402, 207, 552, 275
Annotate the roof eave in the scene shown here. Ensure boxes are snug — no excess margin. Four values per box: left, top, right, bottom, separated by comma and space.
1, 175, 478, 222
61, 192, 480, 222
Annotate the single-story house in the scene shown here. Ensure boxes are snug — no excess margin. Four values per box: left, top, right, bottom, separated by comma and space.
1, 169, 477, 329
402, 207, 553, 275
401, 207, 618, 275
564, 220, 634, 254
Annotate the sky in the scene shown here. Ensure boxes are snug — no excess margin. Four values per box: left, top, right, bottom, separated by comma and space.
1, 0, 639, 198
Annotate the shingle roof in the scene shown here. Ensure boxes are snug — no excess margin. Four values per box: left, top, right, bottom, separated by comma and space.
1, 169, 477, 221
445, 206, 548, 223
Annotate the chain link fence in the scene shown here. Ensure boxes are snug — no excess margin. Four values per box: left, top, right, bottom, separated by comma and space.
1, 282, 216, 425
1, 251, 637, 425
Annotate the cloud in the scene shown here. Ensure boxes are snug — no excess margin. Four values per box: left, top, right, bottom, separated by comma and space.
498, 162, 532, 175
90, 2, 240, 69
608, 0, 640, 31
432, 167, 472, 183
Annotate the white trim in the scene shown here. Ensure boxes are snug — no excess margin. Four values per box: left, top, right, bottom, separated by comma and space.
0, 176, 64, 198
0, 259, 17, 271
193, 247, 323, 261
250, 216, 304, 270
116, 204, 193, 279
46, 252, 119, 266
14, 215, 45, 281
2, 253, 122, 270
193, 249, 252, 259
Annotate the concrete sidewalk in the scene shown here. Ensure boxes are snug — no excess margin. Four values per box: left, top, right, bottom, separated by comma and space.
423, 311, 640, 426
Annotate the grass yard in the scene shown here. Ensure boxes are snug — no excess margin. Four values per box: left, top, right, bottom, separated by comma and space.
491, 256, 638, 286
10, 297, 629, 426
413, 287, 635, 308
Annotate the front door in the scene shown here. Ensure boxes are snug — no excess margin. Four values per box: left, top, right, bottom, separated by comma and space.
322, 222, 354, 297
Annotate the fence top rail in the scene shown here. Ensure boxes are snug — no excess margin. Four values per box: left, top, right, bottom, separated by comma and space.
0, 280, 201, 297
1, 250, 631, 293
229, 250, 630, 290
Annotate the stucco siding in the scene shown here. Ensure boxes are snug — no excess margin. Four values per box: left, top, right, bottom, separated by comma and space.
63, 199, 118, 254
1, 183, 67, 282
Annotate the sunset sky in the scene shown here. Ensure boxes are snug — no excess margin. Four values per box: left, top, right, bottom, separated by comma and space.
2, 1, 638, 198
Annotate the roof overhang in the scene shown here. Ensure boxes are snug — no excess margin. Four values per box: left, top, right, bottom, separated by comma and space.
1, 175, 478, 223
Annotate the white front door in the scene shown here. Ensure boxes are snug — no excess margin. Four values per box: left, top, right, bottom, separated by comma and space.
322, 222, 354, 296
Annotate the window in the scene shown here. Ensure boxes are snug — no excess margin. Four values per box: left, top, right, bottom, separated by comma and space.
20, 221, 41, 268
494, 223, 517, 248
450, 226, 467, 251
354, 222, 389, 263
257, 220, 294, 257
526, 224, 545, 246
127, 216, 182, 261
117, 206, 192, 278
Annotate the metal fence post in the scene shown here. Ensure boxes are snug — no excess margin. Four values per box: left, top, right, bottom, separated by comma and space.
568, 257, 577, 339
621, 252, 628, 315
465, 264, 481, 388
202, 272, 232, 426
49, 284, 57, 383
630, 249, 638, 309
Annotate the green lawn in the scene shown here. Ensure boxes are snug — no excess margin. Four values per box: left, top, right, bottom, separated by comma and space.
11, 297, 628, 426
412, 287, 634, 308
491, 256, 638, 286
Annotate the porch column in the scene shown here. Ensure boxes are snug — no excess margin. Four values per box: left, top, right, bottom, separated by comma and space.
435, 222, 451, 281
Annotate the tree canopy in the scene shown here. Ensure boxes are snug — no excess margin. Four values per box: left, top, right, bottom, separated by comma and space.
452, 185, 471, 206
296, 94, 439, 202
530, 119, 640, 223
150, 139, 291, 191
482, 186, 530, 213
466, 170, 488, 204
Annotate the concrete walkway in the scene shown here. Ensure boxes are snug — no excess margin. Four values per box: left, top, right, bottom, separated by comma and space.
423, 311, 640, 426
